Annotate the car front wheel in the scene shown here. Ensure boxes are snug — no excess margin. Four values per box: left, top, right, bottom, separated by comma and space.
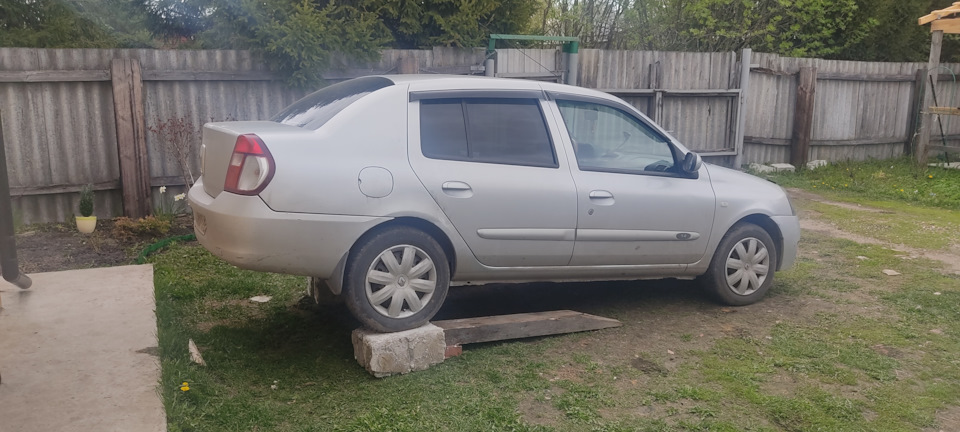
702, 222, 778, 306
343, 226, 450, 332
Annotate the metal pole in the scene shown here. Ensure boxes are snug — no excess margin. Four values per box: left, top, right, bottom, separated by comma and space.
0, 110, 32, 291
484, 57, 495, 77
563, 41, 579, 86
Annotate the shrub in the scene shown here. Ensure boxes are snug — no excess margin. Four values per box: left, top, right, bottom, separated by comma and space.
112, 216, 172, 242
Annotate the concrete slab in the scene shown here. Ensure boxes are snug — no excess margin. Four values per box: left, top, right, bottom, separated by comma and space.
0, 265, 165, 432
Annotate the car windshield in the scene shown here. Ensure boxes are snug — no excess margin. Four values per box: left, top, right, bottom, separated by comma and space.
272, 77, 394, 130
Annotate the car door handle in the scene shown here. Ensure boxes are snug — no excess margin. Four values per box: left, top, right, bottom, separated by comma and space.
441, 181, 473, 198
442, 181, 471, 191
588, 190, 615, 206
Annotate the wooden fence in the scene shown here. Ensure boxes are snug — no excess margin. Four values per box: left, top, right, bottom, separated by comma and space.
1, 47, 957, 224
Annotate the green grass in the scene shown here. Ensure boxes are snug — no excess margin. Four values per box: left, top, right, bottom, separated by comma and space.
762, 156, 960, 209
151, 179, 960, 430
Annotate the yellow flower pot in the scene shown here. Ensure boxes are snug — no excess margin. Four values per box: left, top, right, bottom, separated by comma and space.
75, 216, 97, 234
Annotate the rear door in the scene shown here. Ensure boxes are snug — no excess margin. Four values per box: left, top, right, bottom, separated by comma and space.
408, 92, 578, 267
550, 96, 716, 266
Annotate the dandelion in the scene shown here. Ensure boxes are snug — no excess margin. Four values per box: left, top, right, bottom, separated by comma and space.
844, 184, 848, 187
900, 189, 904, 192
160, 186, 167, 194
929, 175, 934, 179
174, 193, 186, 202
180, 382, 190, 392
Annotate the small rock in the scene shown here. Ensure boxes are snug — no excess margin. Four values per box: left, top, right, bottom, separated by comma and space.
806, 160, 828, 170
188, 339, 206, 366
856, 256, 869, 260
667, 349, 675, 355
250, 295, 272, 303
770, 163, 796, 172
934, 292, 942, 296
749, 163, 776, 173
882, 269, 901, 276
930, 329, 944, 335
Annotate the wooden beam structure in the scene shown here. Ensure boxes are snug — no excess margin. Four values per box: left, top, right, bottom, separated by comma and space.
790, 67, 817, 167
110, 59, 151, 219
919, 2, 960, 26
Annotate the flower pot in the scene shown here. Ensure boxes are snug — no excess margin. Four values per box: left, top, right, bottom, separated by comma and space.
76, 216, 97, 234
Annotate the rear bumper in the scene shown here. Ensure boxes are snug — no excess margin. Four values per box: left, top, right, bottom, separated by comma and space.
187, 179, 389, 277
772, 215, 800, 270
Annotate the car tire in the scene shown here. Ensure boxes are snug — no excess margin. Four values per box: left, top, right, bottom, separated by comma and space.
702, 222, 778, 306
343, 226, 450, 332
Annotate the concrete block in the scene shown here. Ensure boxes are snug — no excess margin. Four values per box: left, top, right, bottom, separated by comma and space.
929, 162, 960, 170
748, 163, 776, 173
352, 324, 445, 377
770, 163, 796, 172
806, 159, 828, 170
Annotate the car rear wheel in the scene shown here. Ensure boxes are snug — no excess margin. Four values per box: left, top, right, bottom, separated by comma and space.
343, 226, 450, 332
702, 222, 778, 306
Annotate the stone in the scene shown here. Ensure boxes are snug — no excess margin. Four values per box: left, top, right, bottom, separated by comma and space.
806, 159, 828, 170
748, 163, 776, 173
770, 163, 796, 172
928, 162, 960, 170
352, 324, 446, 378
882, 269, 902, 276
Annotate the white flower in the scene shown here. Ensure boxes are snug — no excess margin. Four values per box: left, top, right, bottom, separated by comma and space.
159, 186, 167, 194
174, 193, 186, 202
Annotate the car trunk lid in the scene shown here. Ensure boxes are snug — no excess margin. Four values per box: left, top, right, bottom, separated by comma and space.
200, 121, 307, 198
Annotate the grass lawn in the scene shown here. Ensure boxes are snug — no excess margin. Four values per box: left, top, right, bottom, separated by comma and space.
152, 159, 960, 431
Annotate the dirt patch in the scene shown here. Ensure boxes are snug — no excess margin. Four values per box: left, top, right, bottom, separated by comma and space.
14, 215, 194, 274
517, 392, 565, 427
924, 405, 960, 432
789, 191, 960, 275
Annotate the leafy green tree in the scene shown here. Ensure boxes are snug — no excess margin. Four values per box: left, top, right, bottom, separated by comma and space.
0, 0, 118, 47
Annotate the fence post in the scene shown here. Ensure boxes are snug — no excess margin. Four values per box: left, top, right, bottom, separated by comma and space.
110, 58, 151, 219
648, 62, 663, 125
906, 68, 927, 156
733, 48, 752, 168
917, 30, 944, 164
398, 56, 419, 74
790, 67, 817, 168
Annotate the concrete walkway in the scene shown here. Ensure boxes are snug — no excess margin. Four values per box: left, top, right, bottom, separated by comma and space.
0, 265, 165, 432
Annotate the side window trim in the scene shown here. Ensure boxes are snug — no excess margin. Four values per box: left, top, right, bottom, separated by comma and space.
418, 97, 560, 169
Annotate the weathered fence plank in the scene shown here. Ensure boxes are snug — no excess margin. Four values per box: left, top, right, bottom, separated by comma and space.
790, 67, 817, 167
110, 59, 151, 219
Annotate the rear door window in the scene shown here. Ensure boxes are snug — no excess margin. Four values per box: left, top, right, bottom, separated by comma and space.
272, 77, 393, 130
419, 98, 557, 168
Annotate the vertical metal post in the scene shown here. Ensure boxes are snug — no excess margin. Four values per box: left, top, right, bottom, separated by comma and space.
733, 48, 752, 169
0, 111, 32, 292
484, 57, 495, 77
563, 41, 579, 86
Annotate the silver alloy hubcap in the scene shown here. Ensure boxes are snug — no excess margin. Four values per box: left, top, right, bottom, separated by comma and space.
724, 237, 770, 296
365, 244, 437, 318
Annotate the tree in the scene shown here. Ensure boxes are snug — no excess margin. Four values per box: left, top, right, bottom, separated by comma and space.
0, 0, 119, 48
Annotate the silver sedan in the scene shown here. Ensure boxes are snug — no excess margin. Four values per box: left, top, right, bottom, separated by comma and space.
188, 75, 800, 332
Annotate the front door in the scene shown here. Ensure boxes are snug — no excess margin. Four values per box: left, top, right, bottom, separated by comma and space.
551, 97, 716, 266
408, 95, 578, 267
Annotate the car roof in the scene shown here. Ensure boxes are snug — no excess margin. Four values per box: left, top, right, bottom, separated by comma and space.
379, 74, 618, 102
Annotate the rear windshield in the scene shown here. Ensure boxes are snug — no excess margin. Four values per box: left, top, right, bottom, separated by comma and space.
271, 77, 394, 130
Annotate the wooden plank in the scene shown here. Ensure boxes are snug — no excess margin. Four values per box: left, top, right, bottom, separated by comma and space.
141, 70, 277, 81
790, 67, 817, 167
919, 5, 960, 26
0, 70, 110, 82
931, 17, 960, 33
433, 310, 621, 346
927, 106, 960, 115
9, 180, 119, 197
110, 59, 151, 218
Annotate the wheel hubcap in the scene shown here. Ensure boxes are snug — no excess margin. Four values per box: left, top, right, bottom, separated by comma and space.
724, 237, 770, 296
365, 244, 437, 319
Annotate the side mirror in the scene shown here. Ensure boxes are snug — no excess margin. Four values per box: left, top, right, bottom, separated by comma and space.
681, 152, 702, 173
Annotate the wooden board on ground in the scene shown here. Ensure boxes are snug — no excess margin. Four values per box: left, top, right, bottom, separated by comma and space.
433, 310, 622, 346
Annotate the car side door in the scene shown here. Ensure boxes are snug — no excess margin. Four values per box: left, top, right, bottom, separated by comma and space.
548, 95, 716, 266
407, 92, 578, 267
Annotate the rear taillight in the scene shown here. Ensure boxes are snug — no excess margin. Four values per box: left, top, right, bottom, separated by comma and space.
224, 134, 275, 195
